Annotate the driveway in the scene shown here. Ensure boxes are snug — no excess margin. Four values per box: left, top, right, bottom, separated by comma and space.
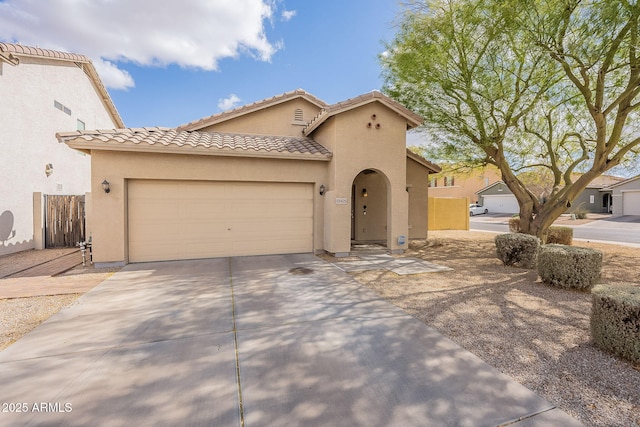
0, 254, 581, 426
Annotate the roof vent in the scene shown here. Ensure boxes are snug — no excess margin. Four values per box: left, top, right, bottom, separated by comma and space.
294, 108, 304, 121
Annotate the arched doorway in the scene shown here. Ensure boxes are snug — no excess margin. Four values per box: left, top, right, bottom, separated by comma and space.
351, 169, 389, 250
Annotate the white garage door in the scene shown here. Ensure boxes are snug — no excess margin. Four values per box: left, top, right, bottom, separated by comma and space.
128, 180, 314, 262
482, 195, 519, 213
622, 191, 640, 215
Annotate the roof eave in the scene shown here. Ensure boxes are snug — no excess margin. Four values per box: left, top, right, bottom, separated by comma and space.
178, 89, 327, 131
61, 139, 333, 162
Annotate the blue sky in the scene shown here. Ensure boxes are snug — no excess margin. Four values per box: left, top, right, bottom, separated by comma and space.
0, 0, 407, 129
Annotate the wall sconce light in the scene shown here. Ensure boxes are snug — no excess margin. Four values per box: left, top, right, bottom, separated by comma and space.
45, 163, 54, 177
102, 179, 111, 194
319, 184, 326, 196
362, 188, 368, 197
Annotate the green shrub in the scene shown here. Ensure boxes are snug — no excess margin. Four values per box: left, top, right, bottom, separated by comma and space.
538, 244, 602, 290
546, 226, 573, 245
495, 233, 540, 269
508, 217, 521, 233
591, 284, 640, 364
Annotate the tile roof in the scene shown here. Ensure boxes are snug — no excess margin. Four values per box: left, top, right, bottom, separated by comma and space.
0, 42, 90, 63
303, 91, 423, 136
178, 89, 328, 131
0, 42, 124, 128
56, 127, 333, 161
406, 149, 441, 173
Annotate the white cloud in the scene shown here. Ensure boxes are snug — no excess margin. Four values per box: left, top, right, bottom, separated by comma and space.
217, 94, 242, 111
0, 0, 281, 89
282, 10, 296, 21
93, 59, 135, 90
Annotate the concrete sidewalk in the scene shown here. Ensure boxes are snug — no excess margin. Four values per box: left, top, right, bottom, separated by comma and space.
0, 254, 582, 426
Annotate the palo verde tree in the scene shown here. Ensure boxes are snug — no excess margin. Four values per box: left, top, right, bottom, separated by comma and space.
382, 0, 640, 240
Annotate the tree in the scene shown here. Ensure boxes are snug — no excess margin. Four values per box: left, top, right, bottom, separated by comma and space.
383, 0, 640, 240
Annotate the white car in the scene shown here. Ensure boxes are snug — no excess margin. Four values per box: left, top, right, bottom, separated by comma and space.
469, 204, 488, 216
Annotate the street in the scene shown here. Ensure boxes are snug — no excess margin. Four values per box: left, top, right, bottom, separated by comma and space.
470, 214, 640, 246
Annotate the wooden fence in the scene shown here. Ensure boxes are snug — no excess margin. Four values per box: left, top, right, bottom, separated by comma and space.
44, 195, 85, 248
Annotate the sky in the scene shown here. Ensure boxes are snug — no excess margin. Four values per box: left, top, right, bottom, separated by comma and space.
0, 0, 412, 130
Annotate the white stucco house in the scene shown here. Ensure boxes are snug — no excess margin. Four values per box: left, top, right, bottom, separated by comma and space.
0, 43, 123, 256
607, 175, 640, 216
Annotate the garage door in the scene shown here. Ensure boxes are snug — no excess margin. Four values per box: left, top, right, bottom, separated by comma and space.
622, 191, 640, 215
482, 195, 519, 213
128, 180, 313, 262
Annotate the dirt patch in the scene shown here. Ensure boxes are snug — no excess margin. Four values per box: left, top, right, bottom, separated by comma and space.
350, 231, 640, 427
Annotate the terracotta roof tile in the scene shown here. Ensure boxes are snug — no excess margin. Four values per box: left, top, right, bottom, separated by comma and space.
0, 42, 90, 63
178, 89, 328, 131
304, 91, 423, 136
57, 127, 333, 160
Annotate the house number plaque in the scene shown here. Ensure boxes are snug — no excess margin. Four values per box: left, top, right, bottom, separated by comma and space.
335, 198, 348, 205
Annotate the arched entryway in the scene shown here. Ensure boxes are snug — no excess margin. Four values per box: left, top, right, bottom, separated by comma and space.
351, 169, 389, 250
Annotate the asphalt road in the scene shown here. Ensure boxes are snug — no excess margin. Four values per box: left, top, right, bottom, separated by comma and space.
470, 214, 640, 246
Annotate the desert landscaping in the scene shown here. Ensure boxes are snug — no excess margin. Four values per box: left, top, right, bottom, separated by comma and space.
1, 230, 639, 426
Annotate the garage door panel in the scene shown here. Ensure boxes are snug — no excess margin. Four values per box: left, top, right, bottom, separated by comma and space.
128, 180, 313, 262
623, 192, 640, 215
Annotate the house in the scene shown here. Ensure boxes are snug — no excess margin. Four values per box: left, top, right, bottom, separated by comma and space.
427, 164, 501, 204
476, 182, 520, 213
57, 90, 441, 266
606, 175, 640, 216
477, 174, 627, 214
0, 43, 124, 256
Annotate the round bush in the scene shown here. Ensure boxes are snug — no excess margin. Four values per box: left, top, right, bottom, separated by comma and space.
591, 284, 640, 364
495, 233, 540, 269
538, 244, 602, 290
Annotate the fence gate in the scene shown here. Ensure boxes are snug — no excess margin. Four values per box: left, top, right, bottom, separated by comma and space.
44, 195, 85, 248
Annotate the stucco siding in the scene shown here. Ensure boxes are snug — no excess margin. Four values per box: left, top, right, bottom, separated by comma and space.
0, 57, 117, 255
199, 98, 322, 137
90, 151, 328, 264
406, 157, 429, 239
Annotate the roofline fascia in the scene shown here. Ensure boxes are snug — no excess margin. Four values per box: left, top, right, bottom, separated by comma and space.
303, 97, 422, 137
178, 91, 327, 131
61, 140, 333, 162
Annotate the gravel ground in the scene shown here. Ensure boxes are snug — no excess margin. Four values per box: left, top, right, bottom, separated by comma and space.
0, 294, 81, 350
1, 236, 638, 425
349, 231, 640, 427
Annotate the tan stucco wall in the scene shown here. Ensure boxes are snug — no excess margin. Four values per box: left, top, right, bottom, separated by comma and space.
90, 151, 328, 264
406, 157, 430, 239
428, 197, 470, 230
199, 98, 323, 137
312, 102, 409, 255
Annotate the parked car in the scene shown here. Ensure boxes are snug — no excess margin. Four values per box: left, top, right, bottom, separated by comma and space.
469, 203, 488, 216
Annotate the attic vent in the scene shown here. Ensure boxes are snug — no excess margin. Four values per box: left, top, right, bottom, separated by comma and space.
294, 108, 304, 121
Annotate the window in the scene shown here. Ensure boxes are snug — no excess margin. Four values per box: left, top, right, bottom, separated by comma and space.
77, 119, 85, 130
444, 176, 455, 186
54, 100, 71, 115
429, 178, 438, 187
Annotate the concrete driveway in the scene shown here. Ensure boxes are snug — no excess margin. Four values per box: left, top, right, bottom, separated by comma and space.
0, 254, 581, 426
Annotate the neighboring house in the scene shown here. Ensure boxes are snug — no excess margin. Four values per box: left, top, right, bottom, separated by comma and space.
427, 165, 502, 204
477, 174, 626, 214
57, 90, 441, 266
606, 175, 640, 216
476, 182, 520, 213
0, 43, 123, 256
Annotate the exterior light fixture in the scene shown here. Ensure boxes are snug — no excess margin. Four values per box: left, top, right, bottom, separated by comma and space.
102, 179, 111, 194
319, 184, 326, 196
45, 163, 53, 177
362, 188, 368, 197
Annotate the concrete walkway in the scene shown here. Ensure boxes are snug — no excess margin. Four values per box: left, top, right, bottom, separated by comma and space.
0, 254, 582, 426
